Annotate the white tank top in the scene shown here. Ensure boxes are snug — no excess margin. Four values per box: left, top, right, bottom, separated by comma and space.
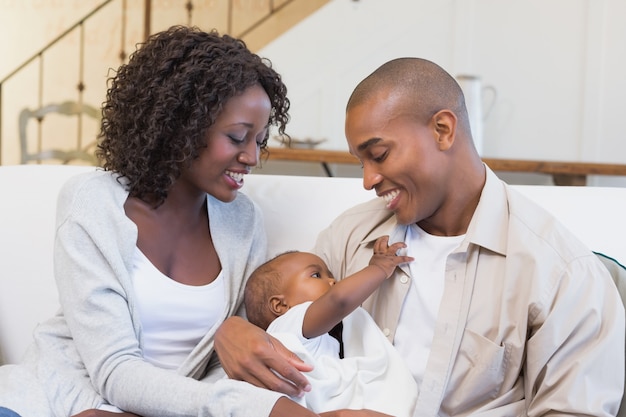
394, 224, 465, 386
131, 247, 225, 369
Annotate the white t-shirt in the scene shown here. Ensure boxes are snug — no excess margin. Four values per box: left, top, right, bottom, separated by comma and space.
131, 247, 225, 369
394, 224, 465, 386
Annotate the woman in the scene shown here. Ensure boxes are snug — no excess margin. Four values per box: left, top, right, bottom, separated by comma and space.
0, 25, 308, 417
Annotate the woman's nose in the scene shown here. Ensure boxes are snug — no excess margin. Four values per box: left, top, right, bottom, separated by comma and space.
238, 141, 259, 167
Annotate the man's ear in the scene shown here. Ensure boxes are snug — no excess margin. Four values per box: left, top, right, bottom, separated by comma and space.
432, 109, 457, 151
269, 294, 289, 316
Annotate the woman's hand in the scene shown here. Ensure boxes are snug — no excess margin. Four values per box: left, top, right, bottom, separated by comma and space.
215, 316, 313, 397
269, 398, 394, 417
71, 411, 140, 417
320, 411, 394, 417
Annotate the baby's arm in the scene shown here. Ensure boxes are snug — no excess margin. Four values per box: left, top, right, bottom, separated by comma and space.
302, 236, 413, 338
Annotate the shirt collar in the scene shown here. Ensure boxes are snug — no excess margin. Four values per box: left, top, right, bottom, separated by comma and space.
357, 199, 408, 248
464, 165, 509, 256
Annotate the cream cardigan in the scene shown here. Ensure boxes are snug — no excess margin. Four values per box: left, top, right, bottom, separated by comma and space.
0, 170, 283, 417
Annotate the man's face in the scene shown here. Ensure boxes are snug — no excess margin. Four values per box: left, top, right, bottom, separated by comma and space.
345, 88, 447, 226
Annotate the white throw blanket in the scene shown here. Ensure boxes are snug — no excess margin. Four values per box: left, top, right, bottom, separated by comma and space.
267, 302, 417, 416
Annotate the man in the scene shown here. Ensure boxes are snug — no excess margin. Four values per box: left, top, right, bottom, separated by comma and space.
216, 58, 624, 416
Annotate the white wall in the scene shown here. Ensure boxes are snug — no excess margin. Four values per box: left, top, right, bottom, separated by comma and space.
259, 0, 626, 186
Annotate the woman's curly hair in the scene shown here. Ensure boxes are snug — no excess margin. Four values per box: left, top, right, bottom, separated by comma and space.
96, 25, 289, 206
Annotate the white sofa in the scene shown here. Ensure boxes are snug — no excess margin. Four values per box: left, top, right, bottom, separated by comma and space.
1, 164, 625, 370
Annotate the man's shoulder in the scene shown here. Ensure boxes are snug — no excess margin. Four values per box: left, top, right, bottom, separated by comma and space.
332, 197, 391, 225
505, 185, 594, 264
318, 197, 397, 249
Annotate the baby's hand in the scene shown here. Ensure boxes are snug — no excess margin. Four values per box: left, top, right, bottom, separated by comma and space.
368, 235, 414, 278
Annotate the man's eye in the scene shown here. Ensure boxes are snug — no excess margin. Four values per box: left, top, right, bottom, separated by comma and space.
372, 151, 387, 162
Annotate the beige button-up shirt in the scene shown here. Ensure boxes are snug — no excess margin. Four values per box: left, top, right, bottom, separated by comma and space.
314, 168, 624, 416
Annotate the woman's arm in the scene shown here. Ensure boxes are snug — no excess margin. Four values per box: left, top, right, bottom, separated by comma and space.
302, 236, 412, 338
69, 400, 395, 417
71, 412, 140, 417
270, 398, 395, 417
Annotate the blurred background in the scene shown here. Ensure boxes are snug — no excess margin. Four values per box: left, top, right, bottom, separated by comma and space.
1, 0, 624, 186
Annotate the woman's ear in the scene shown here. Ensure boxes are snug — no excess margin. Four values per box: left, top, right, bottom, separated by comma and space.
432, 109, 457, 151
269, 294, 289, 317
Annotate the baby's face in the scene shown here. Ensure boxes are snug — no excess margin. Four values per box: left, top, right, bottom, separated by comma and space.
276, 252, 336, 307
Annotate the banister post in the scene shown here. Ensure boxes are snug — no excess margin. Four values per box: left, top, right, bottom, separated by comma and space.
144, 0, 151, 40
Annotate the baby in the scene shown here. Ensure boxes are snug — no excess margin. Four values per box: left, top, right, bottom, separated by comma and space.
244, 236, 418, 416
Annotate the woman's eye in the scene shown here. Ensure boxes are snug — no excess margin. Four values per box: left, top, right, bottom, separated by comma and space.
228, 135, 245, 143
256, 131, 269, 147
311, 272, 321, 278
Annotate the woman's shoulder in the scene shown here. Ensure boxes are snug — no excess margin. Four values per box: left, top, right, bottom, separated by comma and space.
59, 168, 123, 195
56, 169, 128, 220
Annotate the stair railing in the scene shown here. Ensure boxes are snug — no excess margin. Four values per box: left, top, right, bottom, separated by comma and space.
0, 0, 303, 165
0, 0, 137, 165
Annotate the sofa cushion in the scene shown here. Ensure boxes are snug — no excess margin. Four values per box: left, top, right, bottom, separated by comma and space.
1, 165, 625, 367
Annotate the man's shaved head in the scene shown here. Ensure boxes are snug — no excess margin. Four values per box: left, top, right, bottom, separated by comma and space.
347, 57, 470, 130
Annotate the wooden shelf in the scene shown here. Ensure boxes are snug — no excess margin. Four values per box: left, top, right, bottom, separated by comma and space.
266, 147, 358, 164
265, 147, 626, 186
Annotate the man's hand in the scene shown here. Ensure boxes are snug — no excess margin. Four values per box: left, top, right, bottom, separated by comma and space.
214, 316, 313, 397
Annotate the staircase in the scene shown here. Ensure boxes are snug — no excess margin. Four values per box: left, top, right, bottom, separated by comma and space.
0, 0, 331, 166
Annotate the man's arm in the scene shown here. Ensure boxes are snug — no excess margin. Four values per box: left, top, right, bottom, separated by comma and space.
525, 256, 625, 416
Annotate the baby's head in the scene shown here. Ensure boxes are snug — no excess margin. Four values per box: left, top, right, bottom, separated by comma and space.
244, 251, 336, 329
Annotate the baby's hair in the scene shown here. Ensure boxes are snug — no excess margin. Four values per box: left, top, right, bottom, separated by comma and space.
244, 251, 298, 330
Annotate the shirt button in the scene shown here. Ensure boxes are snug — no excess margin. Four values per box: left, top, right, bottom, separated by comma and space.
383, 328, 391, 337
400, 276, 409, 284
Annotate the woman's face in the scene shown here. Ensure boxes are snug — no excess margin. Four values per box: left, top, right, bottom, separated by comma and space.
182, 83, 272, 202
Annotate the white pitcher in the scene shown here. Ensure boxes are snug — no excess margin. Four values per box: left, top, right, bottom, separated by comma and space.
455, 74, 496, 155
